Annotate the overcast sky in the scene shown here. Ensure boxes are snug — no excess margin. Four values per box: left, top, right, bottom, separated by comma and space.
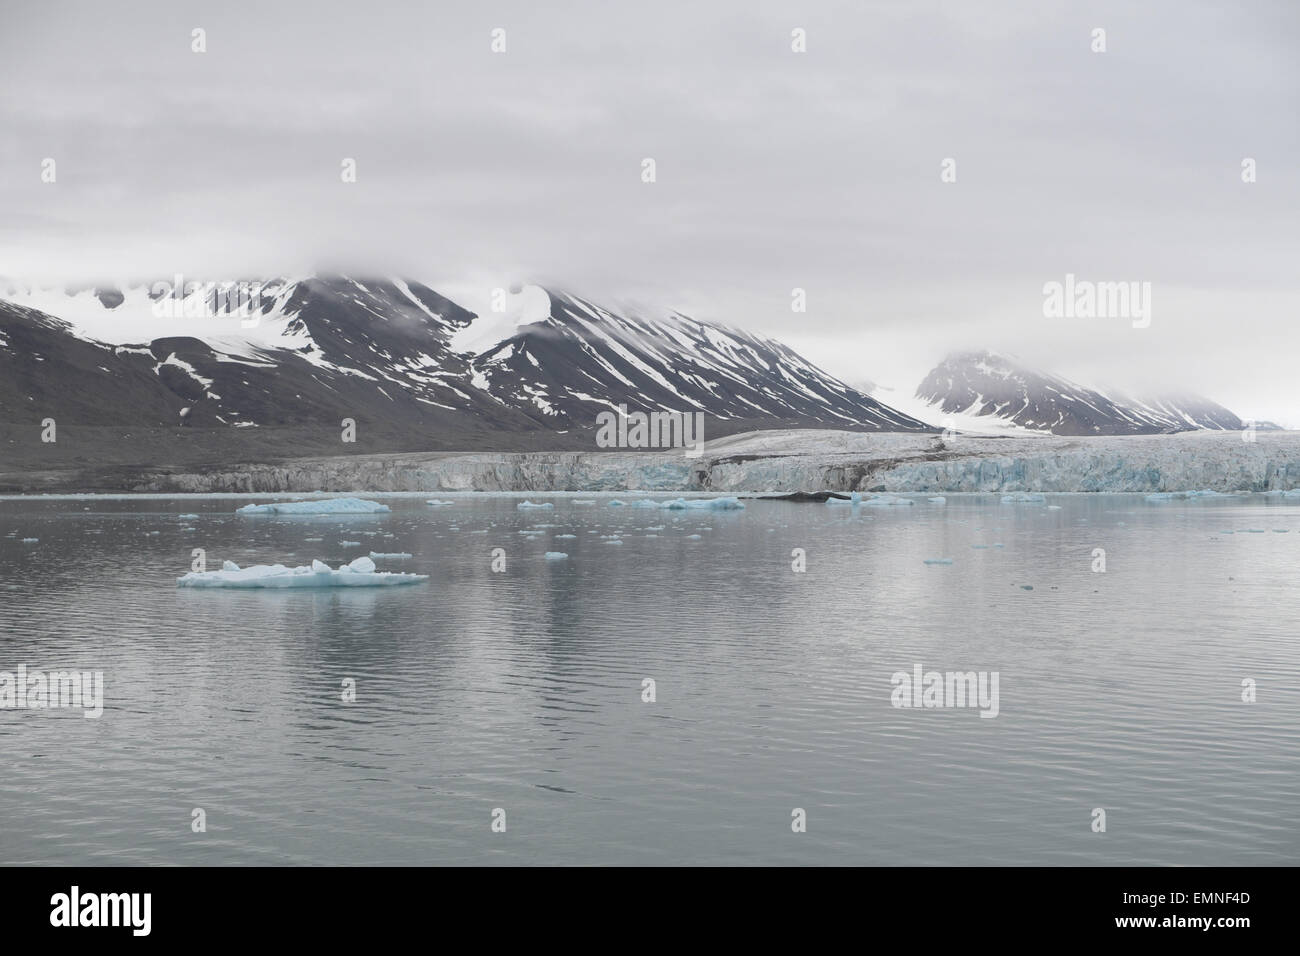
3, 0, 1298, 423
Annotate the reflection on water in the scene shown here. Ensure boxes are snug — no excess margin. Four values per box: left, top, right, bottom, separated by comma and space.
1, 494, 1298, 865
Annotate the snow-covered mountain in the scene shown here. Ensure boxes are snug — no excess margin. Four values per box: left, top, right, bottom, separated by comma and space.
0, 277, 927, 442
0, 277, 545, 441
903, 350, 1242, 436
470, 289, 926, 431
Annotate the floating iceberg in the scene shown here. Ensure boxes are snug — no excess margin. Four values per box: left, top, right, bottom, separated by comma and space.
1145, 490, 1234, 502
863, 495, 914, 507
177, 556, 427, 588
674, 496, 743, 510
237, 497, 389, 515
646, 497, 745, 510
517, 500, 553, 509
1001, 493, 1045, 503
369, 551, 413, 560
544, 552, 569, 560
178, 513, 199, 519
426, 499, 454, 506
923, 558, 954, 565
21, 537, 38, 543
928, 497, 947, 505
825, 496, 854, 506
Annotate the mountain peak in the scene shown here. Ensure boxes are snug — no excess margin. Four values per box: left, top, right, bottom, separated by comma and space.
913, 352, 1241, 435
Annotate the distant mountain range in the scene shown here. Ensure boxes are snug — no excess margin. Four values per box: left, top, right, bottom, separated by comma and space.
0, 278, 1257, 450
892, 350, 1246, 436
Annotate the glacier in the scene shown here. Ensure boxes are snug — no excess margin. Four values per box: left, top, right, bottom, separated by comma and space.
121, 429, 1300, 495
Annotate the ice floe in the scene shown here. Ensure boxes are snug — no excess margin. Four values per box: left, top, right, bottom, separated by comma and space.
237, 497, 389, 515
632, 496, 746, 511
177, 556, 427, 588
1145, 490, 1234, 502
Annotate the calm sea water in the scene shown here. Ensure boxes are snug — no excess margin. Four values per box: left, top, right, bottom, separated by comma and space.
1, 492, 1297, 866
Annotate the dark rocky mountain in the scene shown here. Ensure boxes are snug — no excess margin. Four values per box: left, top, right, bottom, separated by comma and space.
1, 278, 929, 444
0, 301, 184, 425
471, 289, 927, 431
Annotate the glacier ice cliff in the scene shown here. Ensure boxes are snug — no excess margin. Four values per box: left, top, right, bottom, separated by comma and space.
129, 429, 1300, 495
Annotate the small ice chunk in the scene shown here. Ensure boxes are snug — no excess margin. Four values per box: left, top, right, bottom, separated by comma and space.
685, 534, 702, 540
863, 495, 913, 507
1001, 493, 1044, 503
347, 555, 376, 573
928, 497, 947, 505
21, 537, 38, 543
178, 513, 199, 519
554, 534, 577, 539
544, 551, 569, 560
923, 558, 954, 565
426, 499, 453, 506
340, 540, 361, 547
369, 552, 413, 560
572, 500, 596, 506
517, 500, 554, 509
